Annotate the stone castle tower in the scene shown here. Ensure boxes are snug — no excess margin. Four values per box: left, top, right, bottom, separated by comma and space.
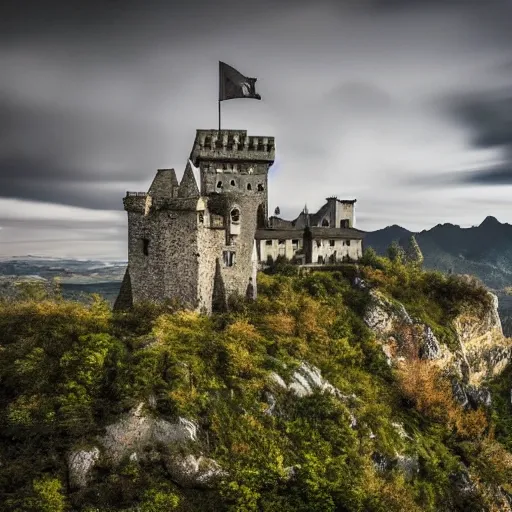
114, 129, 275, 313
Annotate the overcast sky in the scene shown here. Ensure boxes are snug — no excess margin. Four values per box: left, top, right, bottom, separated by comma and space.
1, 0, 512, 259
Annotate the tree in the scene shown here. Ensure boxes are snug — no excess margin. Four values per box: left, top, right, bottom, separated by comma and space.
405, 235, 424, 268
360, 247, 381, 268
386, 241, 405, 264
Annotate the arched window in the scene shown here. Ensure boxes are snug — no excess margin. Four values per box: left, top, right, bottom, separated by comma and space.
216, 181, 223, 189
257, 183, 264, 192
322, 218, 329, 227
230, 179, 236, 187
247, 183, 252, 191
230, 208, 240, 223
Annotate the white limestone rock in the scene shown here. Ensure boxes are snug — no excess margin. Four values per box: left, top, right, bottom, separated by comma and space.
165, 454, 226, 488
364, 290, 412, 335
68, 447, 100, 489
99, 403, 197, 464
288, 362, 342, 398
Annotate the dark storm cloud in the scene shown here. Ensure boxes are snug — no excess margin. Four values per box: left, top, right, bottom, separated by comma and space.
460, 166, 512, 185
451, 92, 512, 150
3, 0, 512, 257
0, 158, 123, 209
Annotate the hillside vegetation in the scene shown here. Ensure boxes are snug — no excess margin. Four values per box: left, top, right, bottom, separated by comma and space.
1, 255, 512, 511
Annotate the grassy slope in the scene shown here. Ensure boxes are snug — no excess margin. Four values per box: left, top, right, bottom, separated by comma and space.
0, 260, 511, 511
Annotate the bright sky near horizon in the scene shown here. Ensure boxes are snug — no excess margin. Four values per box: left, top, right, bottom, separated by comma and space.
1, 0, 512, 259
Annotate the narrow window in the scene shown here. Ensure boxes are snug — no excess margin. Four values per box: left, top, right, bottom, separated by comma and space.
292, 239, 299, 249
216, 181, 223, 189
322, 219, 329, 227
223, 251, 235, 267
316, 240, 321, 248
230, 208, 240, 223
340, 219, 349, 228
317, 255, 324, 264
346, 240, 351, 246
257, 184, 264, 192
142, 238, 149, 256
230, 179, 236, 187
266, 240, 273, 246
329, 239, 335, 247
198, 212, 204, 224
247, 183, 252, 191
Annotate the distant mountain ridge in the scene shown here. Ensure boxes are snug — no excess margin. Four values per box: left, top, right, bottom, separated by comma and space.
364, 217, 512, 290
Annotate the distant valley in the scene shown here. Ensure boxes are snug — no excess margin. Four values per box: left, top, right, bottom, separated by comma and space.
0, 256, 126, 304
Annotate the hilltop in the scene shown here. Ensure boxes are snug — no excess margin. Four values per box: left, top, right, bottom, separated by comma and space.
1, 256, 512, 511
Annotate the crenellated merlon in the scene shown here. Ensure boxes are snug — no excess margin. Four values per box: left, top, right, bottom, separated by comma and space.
190, 129, 275, 166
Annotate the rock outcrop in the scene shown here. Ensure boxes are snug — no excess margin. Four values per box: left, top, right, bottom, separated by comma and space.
364, 289, 511, 389
99, 403, 197, 464
164, 454, 226, 488
68, 447, 100, 489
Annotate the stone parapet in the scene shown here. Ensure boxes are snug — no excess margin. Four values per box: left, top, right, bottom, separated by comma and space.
190, 129, 275, 166
123, 194, 148, 213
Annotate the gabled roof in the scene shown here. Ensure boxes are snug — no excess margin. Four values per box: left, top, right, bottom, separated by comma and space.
310, 227, 365, 240
255, 229, 303, 240
255, 227, 365, 240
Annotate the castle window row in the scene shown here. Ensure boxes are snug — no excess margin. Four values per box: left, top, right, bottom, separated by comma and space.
215, 180, 264, 192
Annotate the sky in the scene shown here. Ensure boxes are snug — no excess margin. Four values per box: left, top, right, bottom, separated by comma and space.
1, 0, 512, 259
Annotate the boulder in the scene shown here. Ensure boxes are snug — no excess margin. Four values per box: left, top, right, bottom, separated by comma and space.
99, 403, 197, 464
68, 447, 100, 489
165, 454, 226, 489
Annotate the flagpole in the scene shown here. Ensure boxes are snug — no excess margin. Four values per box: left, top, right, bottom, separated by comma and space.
218, 61, 221, 131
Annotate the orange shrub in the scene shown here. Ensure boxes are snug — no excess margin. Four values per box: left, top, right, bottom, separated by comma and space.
396, 360, 488, 438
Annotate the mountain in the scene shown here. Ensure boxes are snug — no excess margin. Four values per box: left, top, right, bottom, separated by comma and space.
2, 265, 512, 511
364, 217, 512, 291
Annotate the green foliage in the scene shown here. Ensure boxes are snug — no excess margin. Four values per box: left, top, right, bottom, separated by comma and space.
386, 241, 406, 264
405, 235, 424, 268
0, 266, 509, 511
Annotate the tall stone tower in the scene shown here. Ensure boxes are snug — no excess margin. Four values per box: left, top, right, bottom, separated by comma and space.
114, 129, 275, 313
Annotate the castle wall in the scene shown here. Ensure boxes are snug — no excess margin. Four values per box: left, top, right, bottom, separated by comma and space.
126, 210, 167, 303
126, 204, 200, 308
217, 194, 262, 302
338, 203, 355, 228
162, 210, 199, 308
259, 238, 303, 262
312, 238, 362, 263
197, 214, 225, 313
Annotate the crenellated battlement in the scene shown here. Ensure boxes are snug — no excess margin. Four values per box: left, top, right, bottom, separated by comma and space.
189, 129, 275, 166
126, 192, 148, 197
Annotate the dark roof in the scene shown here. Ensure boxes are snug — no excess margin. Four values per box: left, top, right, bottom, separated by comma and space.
255, 229, 303, 240
326, 197, 357, 204
310, 227, 365, 240
255, 227, 365, 240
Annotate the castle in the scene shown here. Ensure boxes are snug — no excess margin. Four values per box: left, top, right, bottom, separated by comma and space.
114, 129, 365, 313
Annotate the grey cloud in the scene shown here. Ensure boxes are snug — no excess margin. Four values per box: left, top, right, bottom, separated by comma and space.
2, 0, 512, 258
447, 91, 512, 149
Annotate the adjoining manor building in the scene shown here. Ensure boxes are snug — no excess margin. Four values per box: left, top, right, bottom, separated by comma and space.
114, 129, 365, 313
256, 198, 365, 265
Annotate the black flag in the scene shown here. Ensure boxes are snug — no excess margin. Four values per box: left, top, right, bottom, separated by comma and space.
219, 61, 261, 101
